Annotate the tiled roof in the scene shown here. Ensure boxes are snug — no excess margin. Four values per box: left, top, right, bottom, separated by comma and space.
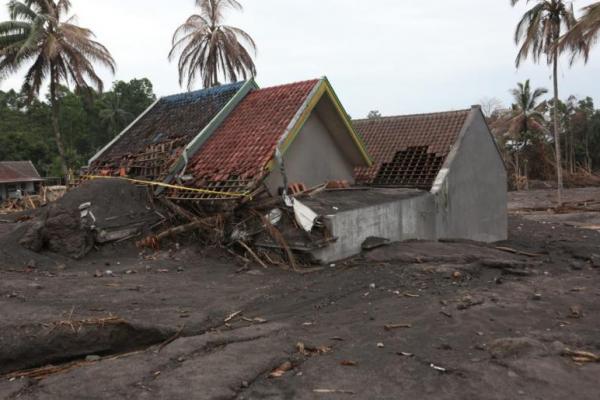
185, 80, 319, 195
91, 82, 245, 173
353, 109, 471, 189
0, 161, 43, 183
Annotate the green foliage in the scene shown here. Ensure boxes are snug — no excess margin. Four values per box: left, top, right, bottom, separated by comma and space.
0, 78, 156, 176
492, 84, 600, 180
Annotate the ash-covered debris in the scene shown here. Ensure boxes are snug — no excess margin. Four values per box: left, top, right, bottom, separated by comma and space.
17, 179, 162, 259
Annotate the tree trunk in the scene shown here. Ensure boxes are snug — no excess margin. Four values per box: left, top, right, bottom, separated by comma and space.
552, 51, 563, 205
49, 69, 69, 183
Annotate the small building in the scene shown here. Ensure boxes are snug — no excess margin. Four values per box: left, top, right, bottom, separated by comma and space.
308, 107, 508, 263
0, 161, 44, 201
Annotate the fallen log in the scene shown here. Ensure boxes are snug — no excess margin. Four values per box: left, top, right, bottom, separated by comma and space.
137, 215, 223, 249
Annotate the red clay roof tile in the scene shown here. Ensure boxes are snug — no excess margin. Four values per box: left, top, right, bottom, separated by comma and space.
187, 80, 320, 192
354, 109, 471, 189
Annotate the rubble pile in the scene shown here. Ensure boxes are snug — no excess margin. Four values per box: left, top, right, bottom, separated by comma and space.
18, 179, 162, 259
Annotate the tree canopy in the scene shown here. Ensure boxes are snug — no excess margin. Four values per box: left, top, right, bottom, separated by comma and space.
0, 78, 156, 177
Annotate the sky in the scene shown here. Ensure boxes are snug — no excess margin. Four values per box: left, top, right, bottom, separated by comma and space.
0, 0, 599, 118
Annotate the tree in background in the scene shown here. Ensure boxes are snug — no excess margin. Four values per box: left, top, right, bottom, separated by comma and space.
367, 110, 382, 119
0, 0, 115, 179
511, 0, 578, 204
479, 97, 505, 119
0, 79, 156, 176
493, 80, 549, 188
169, 0, 256, 89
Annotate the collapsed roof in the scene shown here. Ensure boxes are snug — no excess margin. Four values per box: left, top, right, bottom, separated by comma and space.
353, 109, 472, 190
167, 78, 371, 200
0, 161, 44, 184
89, 81, 252, 180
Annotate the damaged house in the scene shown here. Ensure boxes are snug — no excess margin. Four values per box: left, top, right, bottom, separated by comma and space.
88, 79, 507, 264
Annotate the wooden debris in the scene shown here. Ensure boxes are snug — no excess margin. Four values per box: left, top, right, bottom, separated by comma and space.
269, 361, 293, 378
313, 389, 355, 395
340, 360, 358, 366
495, 246, 543, 258
157, 324, 186, 352
237, 240, 268, 269
224, 310, 243, 323
384, 323, 412, 331
562, 349, 600, 363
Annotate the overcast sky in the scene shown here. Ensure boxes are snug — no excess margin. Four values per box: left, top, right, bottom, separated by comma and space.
0, 0, 599, 118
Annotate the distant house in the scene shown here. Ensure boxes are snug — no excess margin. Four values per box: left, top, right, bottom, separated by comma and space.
0, 161, 44, 201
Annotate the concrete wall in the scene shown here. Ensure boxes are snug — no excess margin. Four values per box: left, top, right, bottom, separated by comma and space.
311, 193, 437, 263
434, 110, 508, 242
264, 112, 356, 195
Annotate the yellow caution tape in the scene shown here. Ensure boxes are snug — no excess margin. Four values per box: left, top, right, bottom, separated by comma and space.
81, 175, 251, 199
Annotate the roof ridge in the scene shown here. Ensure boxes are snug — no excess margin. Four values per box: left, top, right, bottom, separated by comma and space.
161, 81, 245, 101
353, 108, 472, 123
254, 78, 320, 93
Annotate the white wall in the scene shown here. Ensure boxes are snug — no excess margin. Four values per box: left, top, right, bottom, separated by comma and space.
435, 110, 508, 242
264, 112, 356, 195
311, 192, 437, 263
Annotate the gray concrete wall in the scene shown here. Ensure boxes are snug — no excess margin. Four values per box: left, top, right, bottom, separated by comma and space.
311, 193, 437, 263
435, 110, 508, 242
264, 112, 356, 195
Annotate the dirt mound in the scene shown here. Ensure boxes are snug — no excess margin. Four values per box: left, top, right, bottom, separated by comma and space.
17, 179, 161, 259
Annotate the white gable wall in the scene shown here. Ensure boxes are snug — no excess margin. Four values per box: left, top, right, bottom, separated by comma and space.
264, 112, 356, 196
434, 110, 508, 242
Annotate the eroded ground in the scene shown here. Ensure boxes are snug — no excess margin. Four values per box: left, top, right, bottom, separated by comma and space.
1, 188, 600, 399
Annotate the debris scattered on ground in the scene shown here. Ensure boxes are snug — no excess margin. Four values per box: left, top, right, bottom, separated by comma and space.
457, 295, 485, 310
569, 305, 583, 319
340, 360, 358, 366
429, 363, 447, 373
269, 361, 293, 378
296, 342, 332, 357
224, 310, 243, 323
384, 323, 412, 331
313, 389, 355, 395
561, 349, 600, 363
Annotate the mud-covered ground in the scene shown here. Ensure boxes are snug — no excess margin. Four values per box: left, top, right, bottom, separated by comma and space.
1, 188, 600, 399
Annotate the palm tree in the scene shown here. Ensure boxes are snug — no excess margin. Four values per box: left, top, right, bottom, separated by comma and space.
169, 0, 256, 89
98, 92, 133, 139
494, 80, 548, 186
0, 0, 115, 178
511, 0, 577, 205
507, 80, 548, 140
560, 2, 600, 60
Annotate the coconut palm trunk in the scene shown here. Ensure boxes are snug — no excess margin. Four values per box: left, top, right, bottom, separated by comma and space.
49, 66, 69, 179
552, 46, 563, 204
